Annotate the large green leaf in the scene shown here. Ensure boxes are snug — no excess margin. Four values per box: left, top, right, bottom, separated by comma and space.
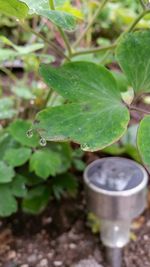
0, 161, 15, 183
0, 0, 29, 19
29, 148, 62, 179
116, 30, 150, 93
9, 119, 39, 148
137, 116, 150, 167
0, 185, 17, 217
20, 0, 76, 31
4, 147, 31, 167
33, 62, 130, 152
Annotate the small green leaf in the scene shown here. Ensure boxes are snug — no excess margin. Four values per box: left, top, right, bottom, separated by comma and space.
0, 131, 19, 160
137, 116, 150, 167
12, 85, 35, 100
4, 147, 31, 167
20, 0, 76, 31
50, 143, 72, 173
11, 174, 27, 198
34, 62, 129, 152
9, 119, 39, 148
0, 161, 15, 183
22, 185, 51, 214
0, 185, 17, 217
116, 30, 150, 93
29, 148, 62, 179
0, 0, 29, 19
0, 98, 17, 120
0, 48, 17, 62
52, 173, 78, 198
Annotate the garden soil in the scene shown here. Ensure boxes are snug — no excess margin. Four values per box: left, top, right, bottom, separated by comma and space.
0, 189, 150, 267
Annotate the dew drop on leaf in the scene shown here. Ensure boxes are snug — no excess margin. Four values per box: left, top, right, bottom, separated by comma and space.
81, 143, 90, 151
40, 137, 47, 147
26, 129, 33, 138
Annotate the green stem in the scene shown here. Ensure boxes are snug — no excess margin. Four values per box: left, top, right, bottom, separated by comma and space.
44, 88, 52, 107
73, 0, 109, 48
49, 0, 55, 9
139, 0, 146, 9
126, 9, 150, 32
49, 0, 72, 57
58, 27, 72, 57
19, 21, 69, 60
0, 67, 17, 82
71, 43, 116, 58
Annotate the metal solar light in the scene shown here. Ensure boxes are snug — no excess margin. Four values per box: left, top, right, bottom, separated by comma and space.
84, 157, 148, 267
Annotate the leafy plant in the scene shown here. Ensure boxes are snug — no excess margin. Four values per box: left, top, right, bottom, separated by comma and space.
1, 0, 150, 217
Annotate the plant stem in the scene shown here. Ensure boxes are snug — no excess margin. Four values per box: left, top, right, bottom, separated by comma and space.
19, 20, 69, 60
130, 105, 150, 115
49, 0, 55, 9
58, 27, 72, 57
139, 0, 146, 9
73, 0, 109, 48
49, 0, 72, 57
71, 43, 116, 57
0, 67, 17, 82
126, 9, 150, 32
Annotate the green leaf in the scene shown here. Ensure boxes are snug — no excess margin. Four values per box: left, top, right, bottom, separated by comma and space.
29, 148, 62, 179
111, 71, 129, 92
0, 161, 15, 183
12, 85, 36, 100
0, 185, 17, 217
4, 147, 31, 167
22, 185, 51, 214
20, 0, 76, 31
116, 30, 150, 93
52, 173, 78, 198
0, 48, 17, 62
34, 62, 129, 152
11, 174, 27, 197
0, 131, 19, 160
9, 119, 39, 148
50, 143, 72, 173
0, 0, 29, 19
0, 98, 17, 120
137, 116, 150, 167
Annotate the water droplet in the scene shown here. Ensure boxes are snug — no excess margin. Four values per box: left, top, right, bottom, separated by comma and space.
81, 143, 90, 151
26, 129, 33, 138
40, 137, 47, 147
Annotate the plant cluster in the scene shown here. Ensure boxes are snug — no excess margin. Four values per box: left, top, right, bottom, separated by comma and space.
0, 0, 150, 216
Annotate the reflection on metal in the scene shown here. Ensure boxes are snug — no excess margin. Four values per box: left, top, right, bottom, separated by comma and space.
84, 157, 148, 267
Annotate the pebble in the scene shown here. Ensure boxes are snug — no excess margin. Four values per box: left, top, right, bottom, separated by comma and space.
69, 243, 77, 249
28, 254, 37, 263
53, 261, 63, 266
8, 250, 16, 260
39, 258, 48, 267
73, 259, 103, 267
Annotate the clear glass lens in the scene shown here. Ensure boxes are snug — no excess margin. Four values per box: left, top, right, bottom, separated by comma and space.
100, 219, 131, 248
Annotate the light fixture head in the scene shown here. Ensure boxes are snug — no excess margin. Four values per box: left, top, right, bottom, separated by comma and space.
84, 157, 148, 249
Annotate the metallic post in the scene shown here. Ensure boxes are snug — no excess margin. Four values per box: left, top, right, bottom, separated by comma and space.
84, 157, 148, 267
